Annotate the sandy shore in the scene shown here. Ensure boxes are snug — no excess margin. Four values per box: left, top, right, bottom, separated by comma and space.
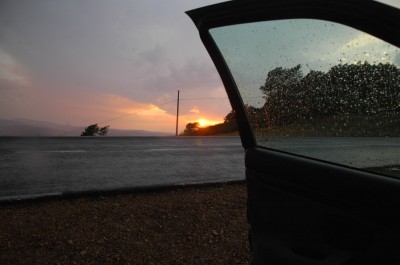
0, 182, 251, 265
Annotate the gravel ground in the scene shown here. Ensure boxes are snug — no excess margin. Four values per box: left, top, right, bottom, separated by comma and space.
0, 183, 251, 265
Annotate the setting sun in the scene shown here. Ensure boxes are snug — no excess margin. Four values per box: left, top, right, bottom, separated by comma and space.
197, 118, 221, 128
198, 119, 207, 127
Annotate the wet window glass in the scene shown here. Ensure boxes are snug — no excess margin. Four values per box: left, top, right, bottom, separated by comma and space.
210, 19, 400, 178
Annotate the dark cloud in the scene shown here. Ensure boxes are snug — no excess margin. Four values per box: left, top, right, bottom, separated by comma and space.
143, 58, 221, 94
140, 45, 167, 65
134, 57, 224, 114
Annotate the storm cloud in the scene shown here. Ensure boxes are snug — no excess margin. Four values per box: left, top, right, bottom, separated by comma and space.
0, 0, 227, 132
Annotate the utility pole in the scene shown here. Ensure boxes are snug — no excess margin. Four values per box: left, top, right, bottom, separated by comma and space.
175, 90, 180, 136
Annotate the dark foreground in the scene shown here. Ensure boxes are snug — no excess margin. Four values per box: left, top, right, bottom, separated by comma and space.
0, 182, 251, 265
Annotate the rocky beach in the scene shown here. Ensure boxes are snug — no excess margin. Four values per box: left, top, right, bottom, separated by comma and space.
0, 182, 251, 265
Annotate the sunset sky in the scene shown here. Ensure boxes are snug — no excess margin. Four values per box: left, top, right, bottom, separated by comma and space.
1, 0, 398, 134
0, 0, 228, 134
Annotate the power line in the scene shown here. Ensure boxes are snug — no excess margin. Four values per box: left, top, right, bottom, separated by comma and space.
58, 95, 232, 136
95, 97, 230, 126
180, 97, 228, 101
59, 99, 177, 136
176, 91, 180, 136
97, 99, 177, 125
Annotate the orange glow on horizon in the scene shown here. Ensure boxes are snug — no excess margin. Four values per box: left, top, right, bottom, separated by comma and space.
197, 118, 221, 128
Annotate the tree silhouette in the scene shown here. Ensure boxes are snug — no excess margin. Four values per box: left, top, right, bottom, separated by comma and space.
259, 62, 400, 127
182, 122, 200, 136
98, 125, 110, 136
224, 110, 236, 124
180, 62, 399, 136
260, 64, 303, 126
81, 124, 110, 136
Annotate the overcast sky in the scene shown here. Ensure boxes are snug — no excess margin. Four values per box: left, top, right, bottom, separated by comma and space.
211, 18, 400, 107
0, 0, 228, 133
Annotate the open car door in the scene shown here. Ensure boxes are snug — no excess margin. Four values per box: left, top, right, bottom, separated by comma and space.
187, 1, 400, 264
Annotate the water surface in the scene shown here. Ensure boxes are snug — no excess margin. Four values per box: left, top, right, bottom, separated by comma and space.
0, 136, 245, 200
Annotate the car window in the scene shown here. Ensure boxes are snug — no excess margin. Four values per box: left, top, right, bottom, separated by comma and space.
209, 19, 400, 178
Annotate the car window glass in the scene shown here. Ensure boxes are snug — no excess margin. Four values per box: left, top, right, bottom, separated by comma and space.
210, 19, 400, 178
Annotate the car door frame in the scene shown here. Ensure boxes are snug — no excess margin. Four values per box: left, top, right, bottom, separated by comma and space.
187, 1, 400, 264
187, 0, 400, 150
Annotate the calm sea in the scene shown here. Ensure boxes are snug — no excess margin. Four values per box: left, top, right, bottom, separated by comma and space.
0, 136, 245, 200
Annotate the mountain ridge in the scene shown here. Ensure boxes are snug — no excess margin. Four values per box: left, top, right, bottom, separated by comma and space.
0, 118, 172, 136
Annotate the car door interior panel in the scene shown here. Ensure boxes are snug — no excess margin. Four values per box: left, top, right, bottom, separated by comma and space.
246, 148, 400, 264
188, 0, 400, 264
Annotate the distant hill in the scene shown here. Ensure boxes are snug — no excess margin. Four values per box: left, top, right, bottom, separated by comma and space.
0, 118, 172, 137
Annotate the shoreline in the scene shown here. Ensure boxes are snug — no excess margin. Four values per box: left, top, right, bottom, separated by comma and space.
0, 180, 246, 205
0, 182, 251, 264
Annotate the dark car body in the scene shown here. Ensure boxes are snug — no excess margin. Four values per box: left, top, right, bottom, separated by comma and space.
187, 0, 400, 264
